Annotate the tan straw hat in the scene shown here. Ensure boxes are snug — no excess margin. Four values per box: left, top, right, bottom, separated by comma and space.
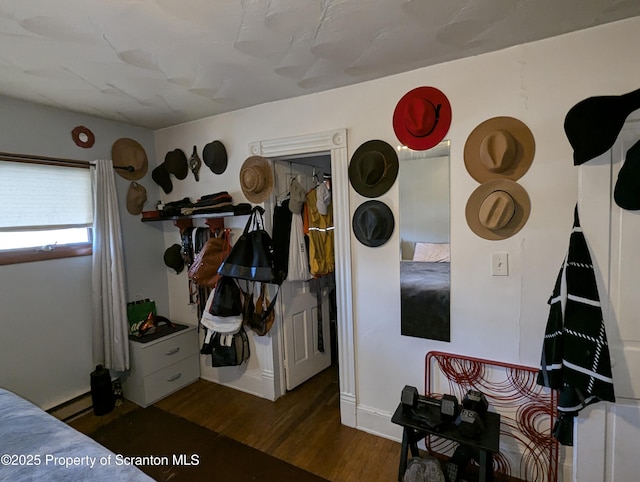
112, 138, 148, 181
464, 116, 535, 183
240, 156, 274, 204
465, 179, 531, 240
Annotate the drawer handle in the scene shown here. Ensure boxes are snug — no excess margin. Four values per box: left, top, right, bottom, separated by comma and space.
167, 373, 182, 382
165, 347, 180, 356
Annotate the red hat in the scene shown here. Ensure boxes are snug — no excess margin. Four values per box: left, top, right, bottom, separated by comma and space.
393, 86, 452, 151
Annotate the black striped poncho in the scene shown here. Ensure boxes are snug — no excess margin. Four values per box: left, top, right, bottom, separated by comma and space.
537, 206, 615, 446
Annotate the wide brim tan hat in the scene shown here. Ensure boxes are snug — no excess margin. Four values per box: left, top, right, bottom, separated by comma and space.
112, 138, 148, 181
240, 156, 274, 204
464, 116, 535, 183
465, 179, 531, 240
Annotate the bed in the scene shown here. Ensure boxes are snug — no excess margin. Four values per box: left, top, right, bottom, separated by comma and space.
400, 260, 450, 341
0, 387, 153, 481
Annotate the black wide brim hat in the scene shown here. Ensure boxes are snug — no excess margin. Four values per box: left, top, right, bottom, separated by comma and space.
348, 139, 399, 198
352, 200, 395, 247
565, 87, 640, 165
203, 140, 228, 174
163, 243, 184, 274
164, 149, 189, 180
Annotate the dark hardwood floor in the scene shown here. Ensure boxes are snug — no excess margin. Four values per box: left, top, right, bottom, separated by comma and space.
70, 365, 401, 481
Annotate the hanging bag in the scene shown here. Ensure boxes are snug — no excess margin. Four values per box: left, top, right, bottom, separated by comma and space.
244, 283, 278, 336
218, 206, 284, 284
188, 230, 230, 288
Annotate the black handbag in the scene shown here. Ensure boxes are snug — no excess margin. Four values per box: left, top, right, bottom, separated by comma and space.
209, 329, 250, 367
210, 276, 243, 317
218, 206, 284, 284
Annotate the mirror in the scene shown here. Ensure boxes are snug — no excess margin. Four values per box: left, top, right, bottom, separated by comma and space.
398, 140, 450, 342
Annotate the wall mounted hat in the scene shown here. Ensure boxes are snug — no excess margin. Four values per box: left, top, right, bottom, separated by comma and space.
163, 243, 185, 274
152, 164, 173, 194
565, 86, 640, 165
393, 86, 452, 151
111, 137, 148, 181
352, 200, 395, 247
348, 139, 399, 198
240, 155, 274, 204
464, 116, 535, 183
465, 179, 531, 240
614, 138, 640, 210
164, 149, 188, 180
203, 140, 228, 174
126, 181, 147, 215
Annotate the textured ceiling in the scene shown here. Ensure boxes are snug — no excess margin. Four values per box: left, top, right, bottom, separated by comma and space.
1, 0, 639, 129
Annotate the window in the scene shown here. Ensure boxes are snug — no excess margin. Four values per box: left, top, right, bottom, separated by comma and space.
0, 155, 94, 265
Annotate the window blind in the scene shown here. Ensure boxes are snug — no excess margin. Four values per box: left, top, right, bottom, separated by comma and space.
0, 161, 93, 230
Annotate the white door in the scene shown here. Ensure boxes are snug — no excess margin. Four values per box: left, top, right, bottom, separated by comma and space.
575, 115, 640, 482
281, 280, 331, 390
270, 158, 332, 391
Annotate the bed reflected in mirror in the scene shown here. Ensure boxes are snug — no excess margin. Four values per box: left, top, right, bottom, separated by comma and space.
399, 141, 450, 341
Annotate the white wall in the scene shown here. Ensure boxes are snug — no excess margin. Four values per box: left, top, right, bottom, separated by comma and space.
0, 96, 169, 409
154, 17, 640, 471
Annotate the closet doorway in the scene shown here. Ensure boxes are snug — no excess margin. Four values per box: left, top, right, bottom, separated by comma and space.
250, 128, 356, 427
269, 154, 337, 391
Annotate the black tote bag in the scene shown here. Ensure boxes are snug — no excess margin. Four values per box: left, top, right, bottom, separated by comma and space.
218, 206, 284, 284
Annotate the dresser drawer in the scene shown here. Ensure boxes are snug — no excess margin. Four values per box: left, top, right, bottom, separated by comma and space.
131, 327, 198, 377
140, 355, 200, 406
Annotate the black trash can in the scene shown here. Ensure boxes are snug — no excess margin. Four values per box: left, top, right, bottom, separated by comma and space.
90, 364, 115, 416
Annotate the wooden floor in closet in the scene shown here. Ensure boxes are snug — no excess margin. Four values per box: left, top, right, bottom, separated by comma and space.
71, 364, 401, 482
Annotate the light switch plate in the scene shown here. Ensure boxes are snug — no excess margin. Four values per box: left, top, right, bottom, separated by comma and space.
491, 252, 508, 276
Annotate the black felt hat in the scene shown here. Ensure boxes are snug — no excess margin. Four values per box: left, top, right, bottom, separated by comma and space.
352, 200, 395, 247
349, 140, 399, 198
614, 139, 640, 210
163, 244, 184, 274
564, 87, 640, 165
164, 149, 189, 180
203, 140, 228, 174
152, 164, 173, 194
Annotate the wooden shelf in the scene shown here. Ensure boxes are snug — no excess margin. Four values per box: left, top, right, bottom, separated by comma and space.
141, 210, 249, 234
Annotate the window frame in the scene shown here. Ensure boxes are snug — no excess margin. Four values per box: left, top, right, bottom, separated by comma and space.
0, 152, 94, 266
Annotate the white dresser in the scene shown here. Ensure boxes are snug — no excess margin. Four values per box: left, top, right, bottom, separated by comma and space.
121, 325, 200, 407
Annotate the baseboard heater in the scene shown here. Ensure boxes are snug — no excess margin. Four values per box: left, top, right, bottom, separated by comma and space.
46, 379, 120, 423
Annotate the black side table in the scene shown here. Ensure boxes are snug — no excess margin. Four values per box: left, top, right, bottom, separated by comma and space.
391, 403, 501, 482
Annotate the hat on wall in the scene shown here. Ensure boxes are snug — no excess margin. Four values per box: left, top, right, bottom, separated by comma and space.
203, 140, 228, 174
348, 139, 399, 198
152, 164, 173, 194
393, 86, 452, 151
164, 149, 189, 180
464, 116, 535, 183
163, 244, 185, 274
352, 200, 395, 247
614, 138, 640, 210
126, 182, 147, 215
240, 156, 274, 204
565, 87, 640, 166
465, 179, 531, 240
112, 138, 148, 181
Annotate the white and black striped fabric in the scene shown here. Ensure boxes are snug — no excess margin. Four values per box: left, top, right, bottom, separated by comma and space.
537, 206, 615, 446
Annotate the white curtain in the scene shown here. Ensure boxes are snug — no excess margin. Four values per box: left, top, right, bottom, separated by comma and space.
91, 159, 129, 371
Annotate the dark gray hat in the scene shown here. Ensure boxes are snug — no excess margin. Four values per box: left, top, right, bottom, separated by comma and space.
349, 140, 399, 198
203, 140, 228, 174
163, 244, 184, 274
352, 200, 395, 247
